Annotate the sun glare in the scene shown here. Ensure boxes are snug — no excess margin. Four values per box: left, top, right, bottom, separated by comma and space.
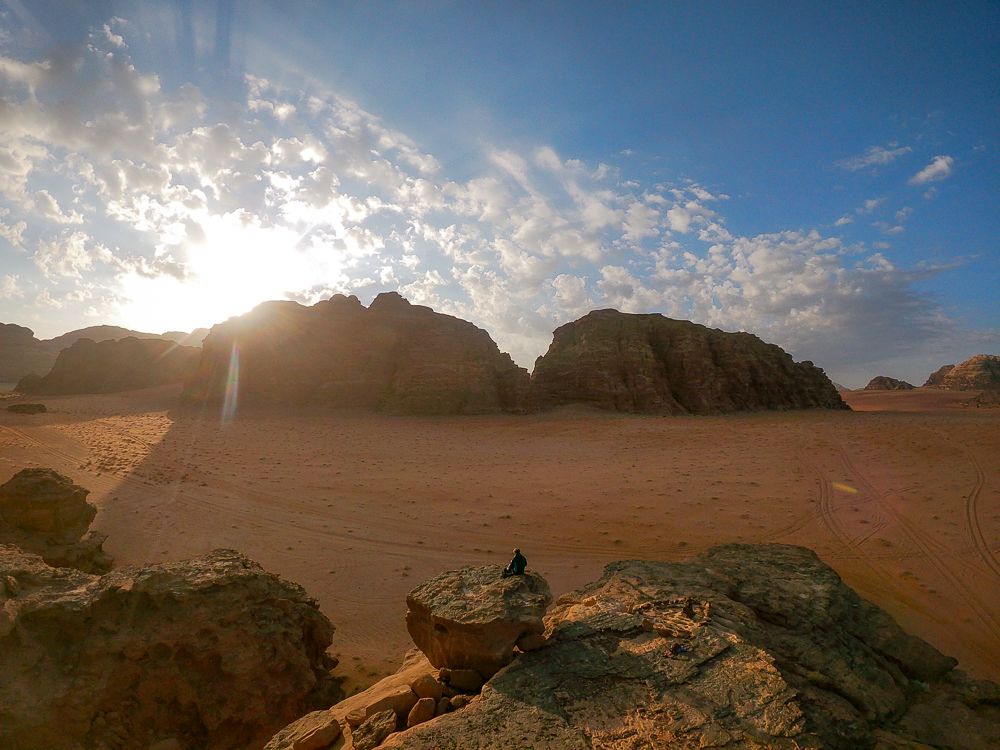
115, 212, 351, 333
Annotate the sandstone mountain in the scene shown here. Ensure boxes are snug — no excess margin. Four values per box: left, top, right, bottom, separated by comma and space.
277, 544, 998, 750
864, 375, 915, 390
184, 293, 530, 415
530, 310, 847, 414
932, 354, 1000, 390
17, 336, 200, 395
0, 546, 340, 750
0, 468, 111, 573
924, 363, 955, 387
0, 323, 206, 383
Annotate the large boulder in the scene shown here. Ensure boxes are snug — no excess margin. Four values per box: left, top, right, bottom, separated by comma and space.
373, 544, 998, 749
864, 375, 915, 390
184, 293, 530, 415
0, 468, 111, 573
0, 546, 340, 750
405, 565, 552, 679
17, 336, 200, 395
530, 309, 848, 414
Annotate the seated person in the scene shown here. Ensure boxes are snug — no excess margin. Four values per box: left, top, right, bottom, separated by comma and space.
502, 547, 527, 578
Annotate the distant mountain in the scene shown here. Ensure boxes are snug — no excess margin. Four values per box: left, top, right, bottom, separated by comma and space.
530, 309, 847, 414
0, 323, 206, 383
864, 376, 915, 391
931, 355, 1000, 391
832, 382, 850, 392
923, 364, 955, 387
17, 337, 200, 395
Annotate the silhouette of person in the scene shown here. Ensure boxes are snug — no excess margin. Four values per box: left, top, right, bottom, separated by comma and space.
502, 547, 527, 578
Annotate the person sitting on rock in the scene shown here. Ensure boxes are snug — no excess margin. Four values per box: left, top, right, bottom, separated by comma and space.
502, 548, 527, 578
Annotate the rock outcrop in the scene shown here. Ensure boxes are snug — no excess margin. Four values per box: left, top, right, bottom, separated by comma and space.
934, 354, 1000, 390
184, 293, 530, 415
6, 402, 46, 414
924, 363, 955, 387
17, 336, 200, 395
864, 375, 915, 390
530, 310, 848, 414
405, 565, 552, 679
0, 547, 340, 750
0, 468, 111, 573
0, 322, 204, 383
288, 544, 998, 750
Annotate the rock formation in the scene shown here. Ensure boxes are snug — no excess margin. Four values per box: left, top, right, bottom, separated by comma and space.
405, 565, 552, 679
0, 546, 340, 750
530, 309, 848, 414
17, 336, 200, 395
0, 468, 111, 573
0, 322, 205, 383
275, 544, 999, 749
924, 363, 955, 387
6, 402, 46, 414
864, 375, 915, 390
184, 293, 530, 415
933, 354, 1000, 390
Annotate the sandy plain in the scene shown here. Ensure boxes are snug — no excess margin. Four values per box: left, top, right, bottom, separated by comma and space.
1, 386, 998, 692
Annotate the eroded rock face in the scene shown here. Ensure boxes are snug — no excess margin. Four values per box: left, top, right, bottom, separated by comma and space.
0, 468, 111, 573
406, 565, 552, 679
935, 354, 1000, 390
0, 546, 339, 750
864, 375, 916, 390
530, 310, 848, 414
17, 336, 200, 395
378, 544, 998, 749
924, 363, 955, 387
185, 293, 530, 415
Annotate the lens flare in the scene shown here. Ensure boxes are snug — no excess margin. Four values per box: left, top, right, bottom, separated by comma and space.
221, 343, 239, 424
831, 481, 858, 494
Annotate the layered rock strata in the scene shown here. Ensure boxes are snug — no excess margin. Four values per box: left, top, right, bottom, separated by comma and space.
924, 363, 955, 387
864, 375, 915, 390
0, 468, 111, 573
0, 547, 339, 750
185, 293, 530, 415
530, 310, 847, 413
935, 354, 1000, 390
279, 543, 998, 750
17, 337, 200, 395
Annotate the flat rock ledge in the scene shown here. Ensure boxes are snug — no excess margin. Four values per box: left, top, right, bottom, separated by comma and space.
405, 564, 552, 679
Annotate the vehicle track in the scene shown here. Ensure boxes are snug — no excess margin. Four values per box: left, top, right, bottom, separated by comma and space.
959, 449, 1000, 580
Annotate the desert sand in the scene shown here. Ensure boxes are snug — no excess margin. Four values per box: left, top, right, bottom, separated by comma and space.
1, 386, 998, 692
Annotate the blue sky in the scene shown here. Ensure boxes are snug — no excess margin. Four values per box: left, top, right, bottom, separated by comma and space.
0, 1, 997, 386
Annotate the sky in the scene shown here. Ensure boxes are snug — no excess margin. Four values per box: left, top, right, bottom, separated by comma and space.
0, 1, 997, 387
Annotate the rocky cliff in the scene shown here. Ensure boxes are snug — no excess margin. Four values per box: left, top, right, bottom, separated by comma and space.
924, 364, 955, 387
17, 336, 200, 395
0, 546, 340, 750
864, 375, 915, 391
184, 293, 530, 415
933, 354, 1000, 390
530, 310, 847, 414
0, 323, 204, 383
271, 544, 998, 750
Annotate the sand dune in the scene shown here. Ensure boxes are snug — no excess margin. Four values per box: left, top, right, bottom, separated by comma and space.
1, 386, 998, 692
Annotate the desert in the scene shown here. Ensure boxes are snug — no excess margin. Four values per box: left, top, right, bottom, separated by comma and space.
3, 378, 998, 689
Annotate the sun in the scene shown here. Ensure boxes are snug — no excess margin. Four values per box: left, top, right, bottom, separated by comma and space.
115, 212, 350, 333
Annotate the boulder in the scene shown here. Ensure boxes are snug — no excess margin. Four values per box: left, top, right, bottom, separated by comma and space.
530, 309, 848, 414
406, 565, 552, 678
864, 375, 915, 390
407, 697, 437, 728
184, 293, 530, 415
0, 468, 111, 573
6, 402, 46, 414
263, 710, 342, 750
17, 336, 200, 395
376, 544, 998, 749
352, 709, 398, 750
0, 546, 339, 750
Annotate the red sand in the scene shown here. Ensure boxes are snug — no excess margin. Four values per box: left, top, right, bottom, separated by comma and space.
2, 386, 998, 692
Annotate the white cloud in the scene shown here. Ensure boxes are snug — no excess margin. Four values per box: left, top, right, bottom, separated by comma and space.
857, 198, 884, 215
908, 155, 954, 185
0, 274, 23, 298
837, 143, 912, 171
834, 215, 853, 227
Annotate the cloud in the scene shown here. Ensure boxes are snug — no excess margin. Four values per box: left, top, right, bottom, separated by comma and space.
837, 143, 912, 171
0, 274, 23, 298
857, 198, 884, 215
834, 215, 852, 227
908, 155, 954, 185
